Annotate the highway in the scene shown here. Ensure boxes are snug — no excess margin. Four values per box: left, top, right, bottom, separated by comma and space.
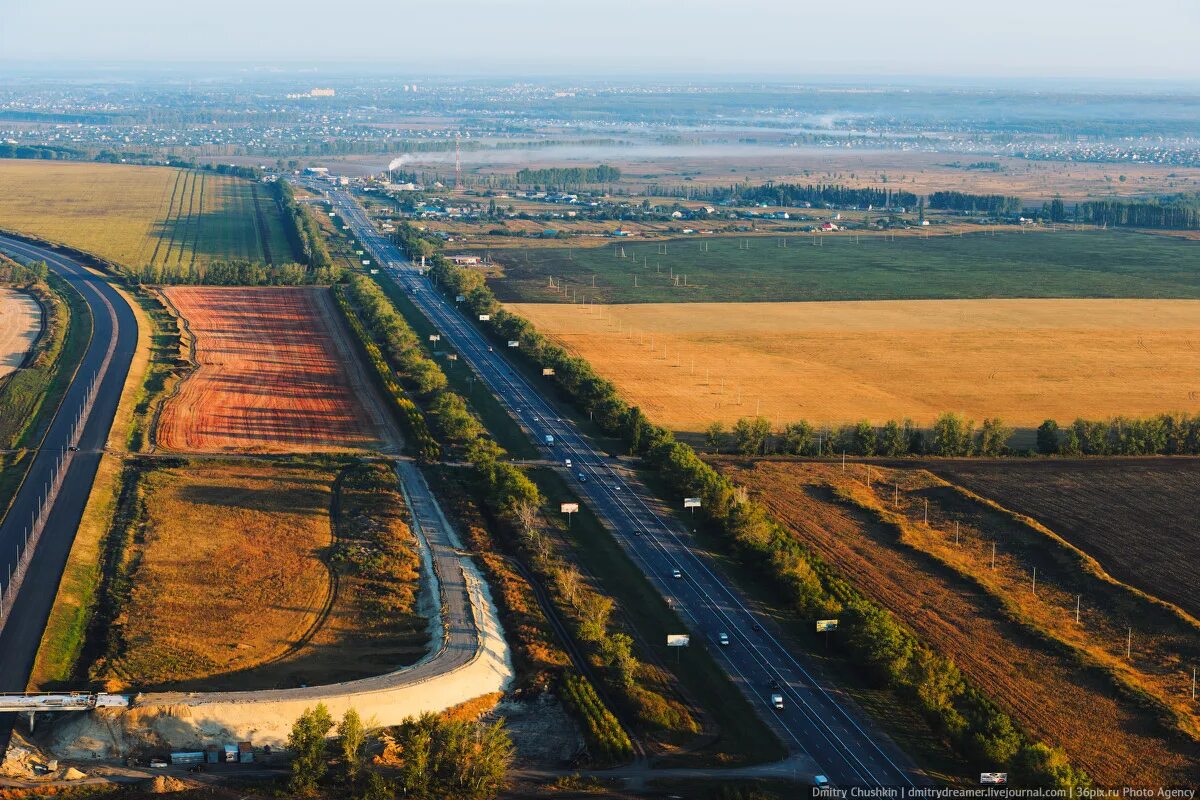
319, 184, 925, 787
0, 237, 138, 699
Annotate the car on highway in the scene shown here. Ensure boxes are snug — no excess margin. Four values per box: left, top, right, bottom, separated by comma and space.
672, 568, 682, 579
718, 632, 730, 646
814, 775, 831, 788
564, 458, 572, 467
771, 693, 784, 710
577, 472, 587, 482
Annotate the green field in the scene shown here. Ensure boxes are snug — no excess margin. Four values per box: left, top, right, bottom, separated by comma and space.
0, 160, 297, 274
484, 229, 1200, 304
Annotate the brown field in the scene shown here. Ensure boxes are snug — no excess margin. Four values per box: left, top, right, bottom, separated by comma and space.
0, 288, 40, 381
508, 299, 1200, 434
928, 458, 1200, 620
96, 460, 426, 691
156, 286, 399, 453
715, 458, 1200, 786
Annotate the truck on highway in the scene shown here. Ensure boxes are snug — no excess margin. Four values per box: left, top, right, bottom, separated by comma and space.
771, 693, 784, 710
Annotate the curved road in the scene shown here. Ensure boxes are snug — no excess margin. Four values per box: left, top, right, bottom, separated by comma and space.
319, 184, 925, 788
0, 237, 138, 698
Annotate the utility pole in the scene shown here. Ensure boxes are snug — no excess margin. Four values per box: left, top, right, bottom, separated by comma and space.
991, 542, 996, 569
1127, 628, 1132, 660
894, 481, 899, 505
1075, 594, 1081, 624
1032, 567, 1037, 596
954, 521, 960, 546
923, 498, 928, 525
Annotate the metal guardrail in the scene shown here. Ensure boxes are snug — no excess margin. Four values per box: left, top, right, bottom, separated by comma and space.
0, 692, 129, 713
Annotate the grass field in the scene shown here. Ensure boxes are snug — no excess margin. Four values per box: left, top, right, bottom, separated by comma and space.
715, 458, 1200, 787
507, 299, 1200, 433
156, 287, 400, 453
485, 229, 1200, 305
88, 458, 425, 691
928, 458, 1200, 621
0, 288, 40, 381
0, 160, 295, 271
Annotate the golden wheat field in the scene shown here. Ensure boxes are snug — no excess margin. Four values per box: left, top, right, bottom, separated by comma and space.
508, 299, 1200, 433
0, 160, 292, 269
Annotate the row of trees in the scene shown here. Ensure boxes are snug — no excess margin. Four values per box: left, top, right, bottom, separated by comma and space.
927, 191, 1022, 214
272, 178, 334, 270
1075, 197, 1200, 230
1037, 414, 1200, 456
514, 164, 621, 188
0, 143, 83, 160
419, 230, 1089, 788
286, 704, 512, 799
0, 255, 48, 285
133, 258, 332, 286
737, 182, 919, 210
708, 414, 1011, 457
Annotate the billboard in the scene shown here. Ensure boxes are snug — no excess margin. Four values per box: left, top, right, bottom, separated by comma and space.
666, 634, 690, 647
429, 334, 441, 342
361, 259, 370, 265
508, 340, 519, 347
560, 502, 579, 514
479, 314, 491, 321
980, 773, 1007, 785
447, 353, 458, 361
816, 619, 839, 633
683, 497, 702, 509
455, 294, 466, 302
542, 368, 556, 376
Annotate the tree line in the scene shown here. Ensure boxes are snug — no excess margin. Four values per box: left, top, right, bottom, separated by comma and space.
1036, 414, 1200, 456
737, 182, 919, 210
0, 143, 83, 161
709, 414, 1010, 457
272, 179, 335, 270
927, 191, 1022, 214
417, 227, 1090, 788
514, 164, 622, 189
134, 259, 333, 286
1074, 197, 1200, 230
286, 704, 512, 800
0, 255, 48, 285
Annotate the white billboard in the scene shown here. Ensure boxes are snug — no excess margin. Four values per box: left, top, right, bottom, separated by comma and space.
429, 334, 441, 342
508, 340, 519, 347
683, 497, 702, 509
542, 368, 555, 376
560, 502, 579, 514
666, 635, 690, 648
479, 314, 491, 321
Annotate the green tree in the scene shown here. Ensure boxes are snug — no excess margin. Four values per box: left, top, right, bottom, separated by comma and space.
878, 420, 907, 457
930, 413, 974, 456
975, 418, 1012, 456
780, 420, 814, 455
338, 708, 367, 784
1035, 420, 1060, 455
288, 703, 335, 795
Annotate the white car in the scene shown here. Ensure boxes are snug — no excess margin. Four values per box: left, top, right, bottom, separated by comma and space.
718, 632, 730, 646
672, 569, 682, 579
771, 693, 784, 710
814, 775, 830, 788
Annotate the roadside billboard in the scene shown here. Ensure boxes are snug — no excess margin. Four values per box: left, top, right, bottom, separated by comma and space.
816, 619, 839, 633
666, 635, 690, 647
560, 502, 580, 514
683, 497, 702, 509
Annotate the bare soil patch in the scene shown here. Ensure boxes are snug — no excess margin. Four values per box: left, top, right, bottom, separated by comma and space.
0, 287, 41, 380
156, 286, 399, 453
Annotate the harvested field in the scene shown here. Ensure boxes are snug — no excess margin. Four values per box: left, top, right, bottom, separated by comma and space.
156, 286, 400, 453
0, 287, 40, 381
0, 160, 295, 271
715, 458, 1200, 787
928, 458, 1200, 621
507, 299, 1200, 433
93, 459, 426, 691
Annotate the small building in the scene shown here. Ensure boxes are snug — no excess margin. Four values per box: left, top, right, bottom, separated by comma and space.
204, 745, 220, 764
238, 742, 254, 764
449, 255, 480, 266
820, 222, 839, 231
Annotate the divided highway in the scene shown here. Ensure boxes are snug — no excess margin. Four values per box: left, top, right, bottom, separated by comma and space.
0, 237, 137, 691
320, 185, 925, 787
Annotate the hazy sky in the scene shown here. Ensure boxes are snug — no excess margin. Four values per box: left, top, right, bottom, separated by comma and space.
3, 0, 1198, 80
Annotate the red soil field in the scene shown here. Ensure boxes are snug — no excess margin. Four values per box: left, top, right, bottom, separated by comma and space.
157, 287, 399, 453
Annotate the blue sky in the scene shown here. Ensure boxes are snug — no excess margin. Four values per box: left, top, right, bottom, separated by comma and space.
2, 0, 1197, 80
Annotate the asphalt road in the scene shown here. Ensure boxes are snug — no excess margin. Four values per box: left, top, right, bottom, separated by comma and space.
0, 237, 137, 717
317, 184, 926, 788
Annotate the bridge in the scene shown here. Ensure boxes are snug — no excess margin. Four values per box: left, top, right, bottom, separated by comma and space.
0, 693, 128, 715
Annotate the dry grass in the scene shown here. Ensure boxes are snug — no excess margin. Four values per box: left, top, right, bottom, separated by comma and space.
715, 458, 1200, 787
97, 460, 336, 689
0, 287, 40, 380
508, 299, 1200, 433
156, 286, 399, 454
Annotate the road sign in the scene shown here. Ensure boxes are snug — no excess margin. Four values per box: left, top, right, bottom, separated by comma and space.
356, 250, 364, 255
666, 635, 690, 647
683, 497, 702, 509
369, 269, 379, 275
447, 353, 458, 361
542, 368, 555, 376
479, 314, 491, 321
455, 294, 466, 302
361, 260, 371, 265
508, 340, 519, 347
560, 503, 579, 514
429, 334, 441, 342
816, 619, 839, 633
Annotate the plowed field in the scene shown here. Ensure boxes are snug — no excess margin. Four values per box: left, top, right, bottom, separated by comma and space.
714, 458, 1200, 787
157, 286, 398, 453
